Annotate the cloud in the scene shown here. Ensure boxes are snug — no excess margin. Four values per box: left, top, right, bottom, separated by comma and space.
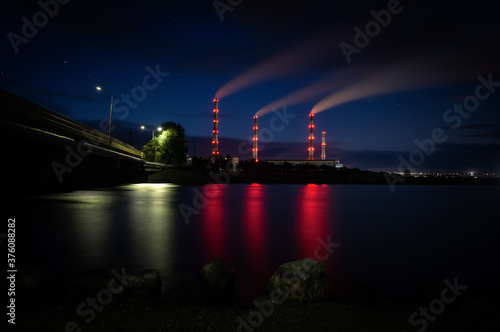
448, 123, 500, 141
215, 29, 340, 99
311, 52, 497, 114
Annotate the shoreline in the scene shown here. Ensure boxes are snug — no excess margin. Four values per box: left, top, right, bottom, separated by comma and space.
148, 167, 500, 186
14, 268, 500, 332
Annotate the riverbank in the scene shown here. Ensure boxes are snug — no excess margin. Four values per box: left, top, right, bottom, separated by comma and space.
11, 265, 500, 332
13, 291, 499, 331
148, 167, 499, 186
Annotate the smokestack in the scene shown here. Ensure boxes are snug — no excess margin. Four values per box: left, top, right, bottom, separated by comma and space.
321, 131, 326, 161
212, 99, 219, 156
253, 116, 258, 162
308, 113, 314, 160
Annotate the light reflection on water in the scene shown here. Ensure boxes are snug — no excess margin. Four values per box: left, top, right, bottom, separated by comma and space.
123, 184, 178, 281
14, 183, 500, 302
295, 184, 333, 259
200, 184, 227, 264
243, 184, 269, 283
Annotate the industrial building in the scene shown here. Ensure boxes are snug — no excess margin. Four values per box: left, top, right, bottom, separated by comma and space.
259, 160, 342, 168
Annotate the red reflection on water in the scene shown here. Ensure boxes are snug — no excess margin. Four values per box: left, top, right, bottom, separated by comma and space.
241, 183, 269, 303
200, 184, 227, 263
244, 184, 268, 266
295, 184, 333, 262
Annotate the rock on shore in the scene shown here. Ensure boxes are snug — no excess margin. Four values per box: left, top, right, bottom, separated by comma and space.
267, 259, 331, 302
199, 257, 236, 303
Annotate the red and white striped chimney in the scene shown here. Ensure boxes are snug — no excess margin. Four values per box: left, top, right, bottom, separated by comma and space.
321, 131, 326, 161
212, 99, 219, 156
253, 116, 258, 161
308, 113, 314, 160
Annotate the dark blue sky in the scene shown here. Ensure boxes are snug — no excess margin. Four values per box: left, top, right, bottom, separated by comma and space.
1, 0, 499, 172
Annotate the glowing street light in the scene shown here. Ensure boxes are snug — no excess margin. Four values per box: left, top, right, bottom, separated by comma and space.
154, 127, 163, 139
141, 125, 162, 139
96, 86, 114, 144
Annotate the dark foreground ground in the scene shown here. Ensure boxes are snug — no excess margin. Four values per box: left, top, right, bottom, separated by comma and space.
10, 293, 500, 332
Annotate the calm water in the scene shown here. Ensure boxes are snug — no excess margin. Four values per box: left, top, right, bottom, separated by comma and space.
12, 183, 500, 303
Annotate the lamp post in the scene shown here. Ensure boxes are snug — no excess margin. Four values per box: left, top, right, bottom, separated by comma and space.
141, 125, 162, 140
153, 127, 162, 161
96, 86, 114, 145
141, 126, 162, 161
153, 127, 162, 139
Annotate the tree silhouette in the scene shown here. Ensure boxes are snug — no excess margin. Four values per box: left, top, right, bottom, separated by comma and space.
142, 121, 187, 165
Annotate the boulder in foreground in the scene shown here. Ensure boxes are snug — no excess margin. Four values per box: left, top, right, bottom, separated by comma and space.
199, 257, 235, 303
267, 259, 331, 302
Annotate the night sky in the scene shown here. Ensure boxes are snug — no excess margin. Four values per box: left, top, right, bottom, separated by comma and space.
1, 0, 500, 172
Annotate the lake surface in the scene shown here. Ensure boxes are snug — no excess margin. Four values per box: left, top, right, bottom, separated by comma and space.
11, 183, 500, 303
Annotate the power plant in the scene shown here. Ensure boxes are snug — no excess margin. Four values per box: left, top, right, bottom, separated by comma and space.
212, 98, 219, 156
208, 98, 340, 167
253, 116, 258, 161
308, 113, 314, 160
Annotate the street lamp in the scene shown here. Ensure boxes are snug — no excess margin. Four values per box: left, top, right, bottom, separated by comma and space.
96, 86, 114, 144
141, 126, 162, 140
153, 127, 162, 139
141, 126, 163, 162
